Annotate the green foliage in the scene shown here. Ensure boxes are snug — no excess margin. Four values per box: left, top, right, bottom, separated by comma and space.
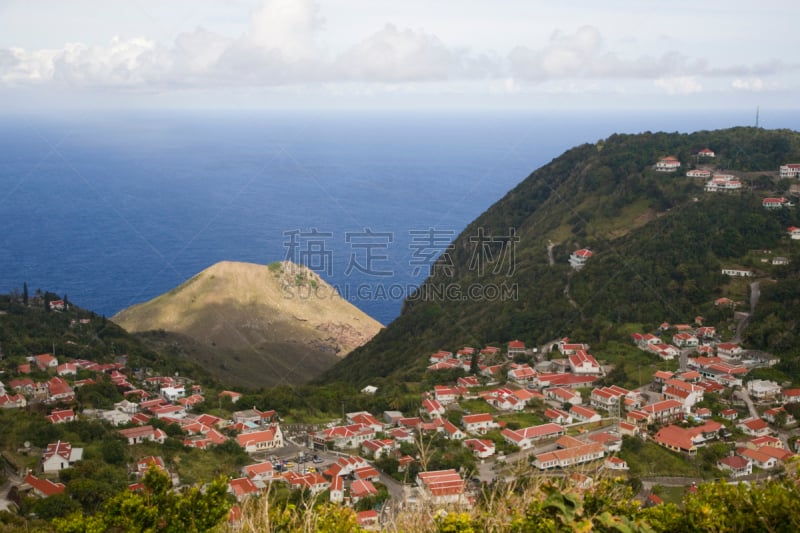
54, 467, 231, 533
320, 127, 800, 387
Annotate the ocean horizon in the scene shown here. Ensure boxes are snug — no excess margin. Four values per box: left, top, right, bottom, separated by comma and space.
2, 108, 798, 326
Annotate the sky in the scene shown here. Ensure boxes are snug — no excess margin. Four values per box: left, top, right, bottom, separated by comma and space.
1, 0, 798, 111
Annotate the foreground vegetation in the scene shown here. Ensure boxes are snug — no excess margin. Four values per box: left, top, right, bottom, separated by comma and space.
5, 459, 792, 532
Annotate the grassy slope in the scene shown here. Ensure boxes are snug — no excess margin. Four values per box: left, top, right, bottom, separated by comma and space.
112, 261, 382, 388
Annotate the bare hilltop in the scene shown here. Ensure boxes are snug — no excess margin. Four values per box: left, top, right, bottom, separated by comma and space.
112, 260, 382, 388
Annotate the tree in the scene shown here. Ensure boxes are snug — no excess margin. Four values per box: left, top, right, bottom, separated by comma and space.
54, 467, 231, 533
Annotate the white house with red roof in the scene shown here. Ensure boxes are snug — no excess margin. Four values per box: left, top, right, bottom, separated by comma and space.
705, 175, 742, 192
507, 340, 526, 357
219, 390, 242, 403
568, 350, 602, 375
346, 411, 384, 432
23, 472, 66, 498
763, 197, 793, 209
698, 148, 715, 158
569, 249, 593, 270
421, 398, 445, 418
56, 363, 78, 376
656, 156, 680, 172
42, 441, 83, 473
243, 461, 275, 483
501, 423, 565, 449
717, 455, 751, 478
228, 477, 260, 501
350, 479, 379, 502
33, 353, 58, 371
638, 399, 684, 425
464, 438, 495, 459
605, 456, 629, 471
545, 386, 582, 406
783, 388, 800, 404
534, 435, 605, 470
737, 418, 772, 437
789, 226, 800, 240
433, 385, 465, 405
544, 408, 573, 425
507, 364, 537, 384
672, 333, 699, 348
569, 405, 601, 423
236, 425, 284, 453
361, 439, 396, 459
662, 379, 704, 412
417, 469, 467, 506
118, 425, 168, 445
0, 393, 27, 409
46, 377, 74, 402
457, 376, 480, 388
461, 413, 499, 435
329, 474, 344, 504
47, 409, 75, 424
780, 163, 800, 178
735, 447, 777, 470
686, 169, 712, 178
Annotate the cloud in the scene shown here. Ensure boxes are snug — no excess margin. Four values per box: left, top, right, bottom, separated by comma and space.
248, 0, 323, 61
509, 26, 713, 82
654, 76, 703, 95
731, 77, 764, 91
336, 24, 464, 82
0, 2, 789, 96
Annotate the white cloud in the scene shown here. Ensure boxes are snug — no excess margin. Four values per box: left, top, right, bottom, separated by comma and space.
654, 76, 703, 95
731, 77, 764, 91
0, 0, 791, 105
248, 0, 323, 61
335, 24, 464, 82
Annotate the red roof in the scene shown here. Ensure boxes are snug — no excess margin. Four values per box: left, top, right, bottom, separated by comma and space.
508, 339, 526, 349
24, 472, 65, 497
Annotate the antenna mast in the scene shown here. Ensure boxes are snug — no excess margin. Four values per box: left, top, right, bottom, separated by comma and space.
755, 106, 760, 128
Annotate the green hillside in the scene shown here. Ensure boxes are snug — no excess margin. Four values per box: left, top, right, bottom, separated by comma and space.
320, 127, 800, 386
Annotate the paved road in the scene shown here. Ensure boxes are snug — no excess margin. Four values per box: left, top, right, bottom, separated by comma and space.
736, 388, 760, 420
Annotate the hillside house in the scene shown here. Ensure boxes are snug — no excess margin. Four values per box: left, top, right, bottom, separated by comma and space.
698, 148, 715, 158
569, 404, 602, 423
762, 197, 793, 209
507, 340, 526, 357
737, 418, 772, 437
534, 436, 605, 470
717, 455, 752, 478
464, 438, 496, 459
23, 473, 66, 498
656, 156, 681, 172
705, 175, 742, 192
118, 425, 168, 445
501, 423, 565, 449
568, 350, 602, 375
747, 379, 781, 400
779, 163, 800, 178
236, 425, 284, 453
789, 226, 800, 240
42, 441, 83, 473
569, 249, 593, 270
417, 469, 467, 506
686, 169, 712, 178
462, 413, 499, 435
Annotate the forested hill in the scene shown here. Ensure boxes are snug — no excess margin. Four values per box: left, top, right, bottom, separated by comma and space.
320, 127, 800, 386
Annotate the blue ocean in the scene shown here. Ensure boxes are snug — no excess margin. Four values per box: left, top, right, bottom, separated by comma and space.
1, 109, 798, 325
